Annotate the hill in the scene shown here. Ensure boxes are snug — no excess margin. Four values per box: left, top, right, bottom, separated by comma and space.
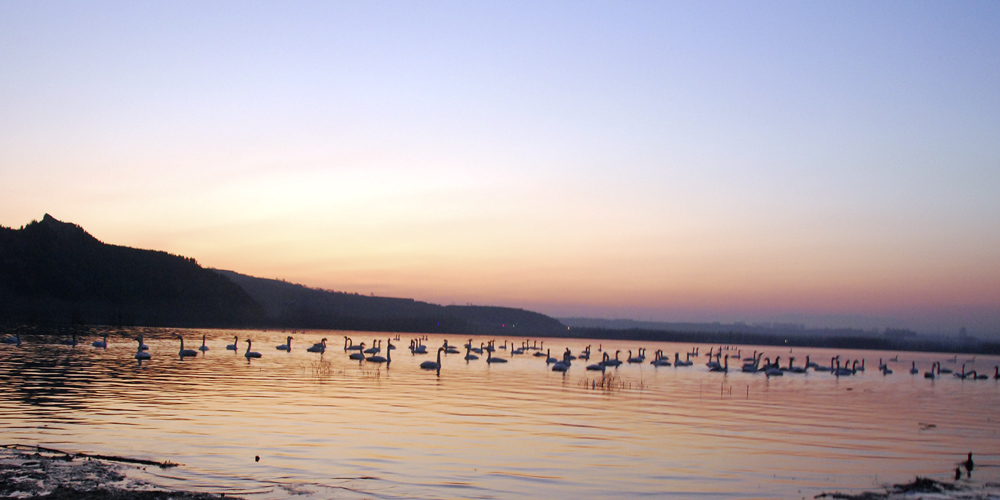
0, 215, 566, 335
214, 269, 566, 335
0, 215, 264, 327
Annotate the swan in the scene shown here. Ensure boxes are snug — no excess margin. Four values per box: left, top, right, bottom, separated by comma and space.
133, 338, 151, 360
91, 334, 108, 349
706, 352, 722, 370
881, 365, 893, 375
442, 340, 460, 354
551, 351, 571, 372
464, 344, 479, 361
963, 453, 974, 475
349, 343, 366, 360
137, 335, 149, 351
276, 336, 292, 351
486, 347, 508, 364
177, 335, 199, 358
709, 355, 729, 373
366, 339, 391, 364
805, 355, 819, 370
924, 362, 938, 379
61, 333, 78, 346
784, 357, 806, 374
995, 366, 999, 380
764, 358, 784, 376
307, 338, 327, 353
627, 349, 644, 364
674, 352, 693, 367
412, 339, 428, 354
226, 336, 238, 351
364, 340, 380, 355
587, 353, 609, 371
199, 334, 209, 352
834, 359, 854, 377
244, 339, 262, 359
421, 347, 444, 370
602, 350, 623, 367
544, 349, 558, 364
910, 361, 918, 375
578, 346, 591, 361
650, 350, 672, 367
2, 332, 20, 345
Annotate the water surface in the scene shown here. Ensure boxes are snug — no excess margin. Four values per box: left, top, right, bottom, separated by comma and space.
1, 329, 998, 499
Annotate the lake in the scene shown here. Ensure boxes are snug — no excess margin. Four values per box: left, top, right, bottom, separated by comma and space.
1, 328, 998, 499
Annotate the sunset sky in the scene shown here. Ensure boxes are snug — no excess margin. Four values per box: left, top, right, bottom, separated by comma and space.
2, 1, 999, 335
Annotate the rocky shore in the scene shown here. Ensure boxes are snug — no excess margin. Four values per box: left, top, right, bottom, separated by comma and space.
0, 445, 240, 500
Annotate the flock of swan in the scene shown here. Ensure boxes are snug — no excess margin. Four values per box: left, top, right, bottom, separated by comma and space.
2, 331, 999, 380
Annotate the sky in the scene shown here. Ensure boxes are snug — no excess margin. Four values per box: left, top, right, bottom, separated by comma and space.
2, 1, 999, 336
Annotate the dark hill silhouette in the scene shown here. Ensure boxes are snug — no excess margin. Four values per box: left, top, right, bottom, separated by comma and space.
213, 270, 565, 335
0, 215, 264, 327
0, 215, 566, 335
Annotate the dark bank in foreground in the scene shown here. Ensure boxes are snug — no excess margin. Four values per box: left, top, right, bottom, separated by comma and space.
0, 445, 242, 500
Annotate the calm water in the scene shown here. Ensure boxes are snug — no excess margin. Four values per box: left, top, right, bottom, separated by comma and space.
1, 328, 998, 499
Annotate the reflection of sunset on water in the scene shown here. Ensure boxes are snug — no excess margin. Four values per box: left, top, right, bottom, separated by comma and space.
1, 329, 997, 498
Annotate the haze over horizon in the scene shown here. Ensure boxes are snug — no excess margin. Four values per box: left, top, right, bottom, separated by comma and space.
2, 2, 999, 337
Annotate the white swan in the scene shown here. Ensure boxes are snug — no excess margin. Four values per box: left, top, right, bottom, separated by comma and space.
674, 352, 693, 367
244, 339, 262, 359
602, 350, 623, 367
91, 334, 108, 349
587, 353, 609, 371
199, 334, 209, 352
552, 352, 571, 372
307, 338, 327, 353
226, 336, 238, 351
650, 350, 671, 366
465, 345, 479, 361
366, 340, 391, 364
177, 335, 199, 358
709, 355, 729, 373
421, 347, 444, 370
486, 348, 508, 364
276, 336, 292, 351
349, 343, 366, 360
134, 338, 151, 360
